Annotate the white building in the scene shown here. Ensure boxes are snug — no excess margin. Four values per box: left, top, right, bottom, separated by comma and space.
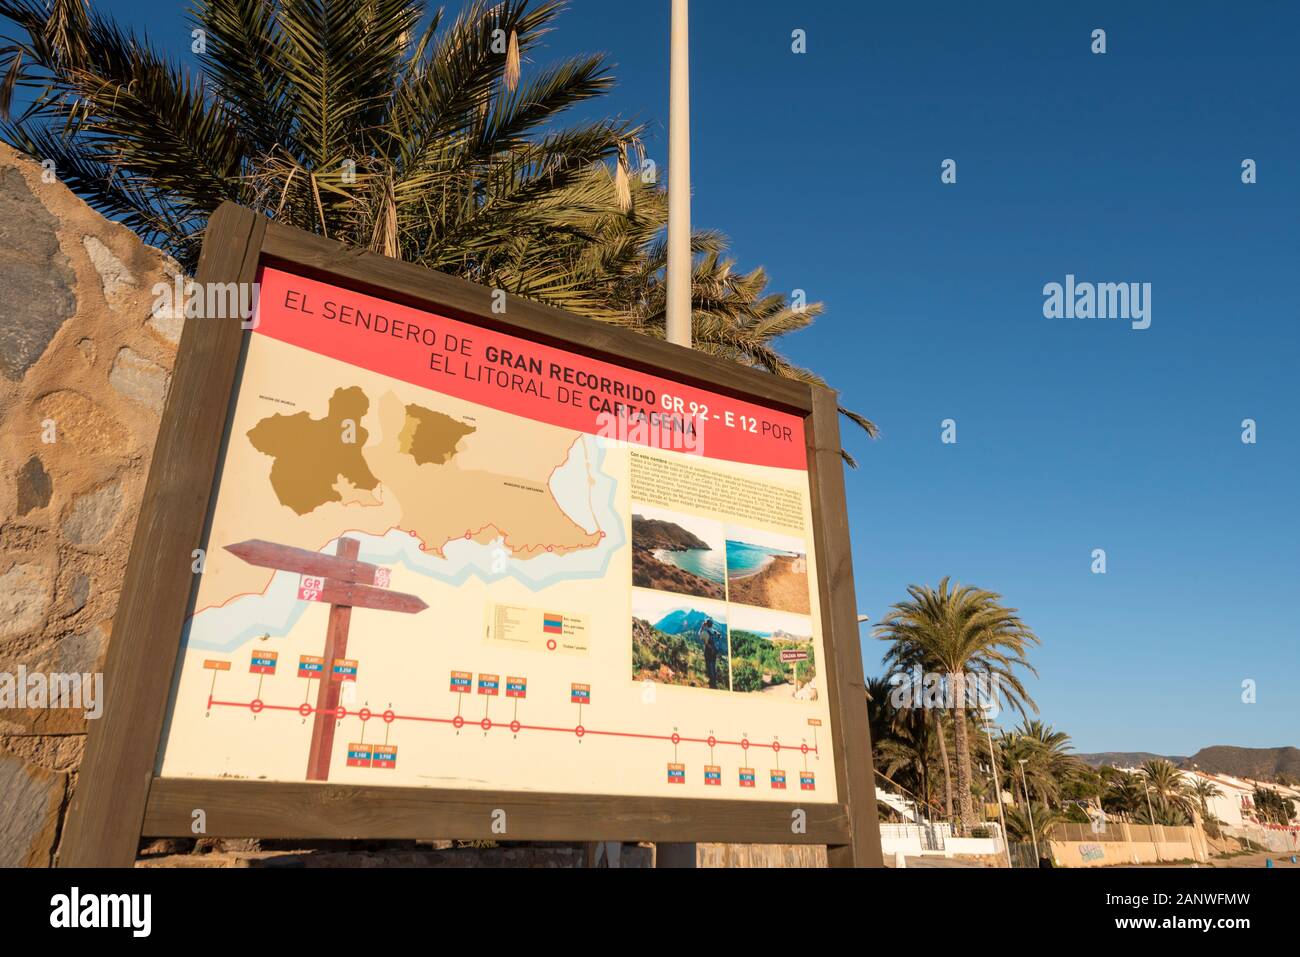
1178, 769, 1300, 828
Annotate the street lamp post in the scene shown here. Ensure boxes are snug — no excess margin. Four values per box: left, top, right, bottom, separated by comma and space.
984, 717, 1012, 868
1019, 758, 1039, 864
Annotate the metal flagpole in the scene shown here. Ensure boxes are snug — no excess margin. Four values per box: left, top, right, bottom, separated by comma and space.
985, 717, 1013, 868
665, 0, 692, 348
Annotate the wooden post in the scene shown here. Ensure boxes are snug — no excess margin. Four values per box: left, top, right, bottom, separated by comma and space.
807, 387, 884, 867
57, 203, 267, 867
306, 538, 359, 781
221, 536, 426, 782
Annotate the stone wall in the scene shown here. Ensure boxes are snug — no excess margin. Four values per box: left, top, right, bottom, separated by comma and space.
0, 142, 178, 866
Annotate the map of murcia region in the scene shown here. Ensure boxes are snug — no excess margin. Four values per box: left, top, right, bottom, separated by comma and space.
246, 386, 380, 515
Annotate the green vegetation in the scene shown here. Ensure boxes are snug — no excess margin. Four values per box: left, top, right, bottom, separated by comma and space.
728, 629, 814, 694
1003, 801, 1064, 846
1252, 785, 1297, 825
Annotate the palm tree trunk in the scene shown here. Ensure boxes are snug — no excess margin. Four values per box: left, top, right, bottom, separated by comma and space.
934, 712, 954, 821
951, 672, 976, 829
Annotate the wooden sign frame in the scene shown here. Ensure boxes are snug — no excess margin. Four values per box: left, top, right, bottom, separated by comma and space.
59, 203, 882, 867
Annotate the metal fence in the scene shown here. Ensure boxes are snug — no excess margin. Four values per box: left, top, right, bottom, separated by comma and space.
1048, 821, 1191, 844
1007, 842, 1041, 868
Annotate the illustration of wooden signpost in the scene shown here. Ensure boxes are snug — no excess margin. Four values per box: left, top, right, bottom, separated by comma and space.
224, 537, 427, 781
780, 648, 809, 697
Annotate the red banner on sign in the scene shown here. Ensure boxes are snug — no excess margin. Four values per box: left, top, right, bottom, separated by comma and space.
251, 267, 807, 471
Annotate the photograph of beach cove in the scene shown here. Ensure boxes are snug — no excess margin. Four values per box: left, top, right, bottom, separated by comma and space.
725, 525, 811, 615
631, 506, 726, 600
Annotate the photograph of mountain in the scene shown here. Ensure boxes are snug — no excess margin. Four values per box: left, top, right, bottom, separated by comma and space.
631, 506, 725, 600
631, 590, 730, 690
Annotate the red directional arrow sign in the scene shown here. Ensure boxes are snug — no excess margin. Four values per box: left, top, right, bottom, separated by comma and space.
311, 581, 427, 614
224, 536, 426, 781
225, 539, 384, 585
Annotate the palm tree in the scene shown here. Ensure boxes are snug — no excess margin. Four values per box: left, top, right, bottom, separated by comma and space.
866, 676, 943, 821
1140, 759, 1195, 824
1004, 800, 1063, 849
2, 0, 628, 272
525, 178, 879, 458
0, 0, 877, 457
1014, 719, 1084, 806
996, 729, 1062, 808
872, 671, 955, 818
1189, 777, 1223, 821
876, 578, 1039, 828
1100, 768, 1146, 822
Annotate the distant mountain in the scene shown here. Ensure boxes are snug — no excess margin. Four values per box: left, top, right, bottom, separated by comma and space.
1181, 746, 1300, 781
654, 608, 714, 637
632, 515, 710, 551
1077, 746, 1300, 782
1078, 752, 1186, 769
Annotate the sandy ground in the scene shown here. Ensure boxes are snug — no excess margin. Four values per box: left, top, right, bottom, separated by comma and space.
728, 555, 810, 614
885, 850, 1300, 869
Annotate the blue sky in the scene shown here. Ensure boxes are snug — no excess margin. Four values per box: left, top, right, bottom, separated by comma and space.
79, 1, 1297, 754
